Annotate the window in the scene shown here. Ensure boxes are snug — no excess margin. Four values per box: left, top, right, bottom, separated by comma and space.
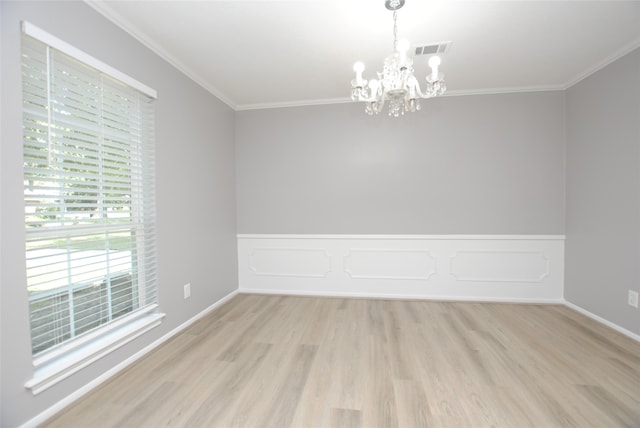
21, 22, 161, 391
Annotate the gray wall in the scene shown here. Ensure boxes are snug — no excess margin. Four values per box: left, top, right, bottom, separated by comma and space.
236, 92, 566, 234
565, 48, 640, 335
1, 2, 238, 426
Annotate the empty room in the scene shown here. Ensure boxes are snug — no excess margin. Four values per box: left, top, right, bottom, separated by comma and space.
1, 0, 640, 427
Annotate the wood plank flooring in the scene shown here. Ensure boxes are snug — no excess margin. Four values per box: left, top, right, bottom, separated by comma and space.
43, 294, 640, 427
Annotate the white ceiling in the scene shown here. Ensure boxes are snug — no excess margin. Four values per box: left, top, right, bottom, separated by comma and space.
87, 0, 640, 110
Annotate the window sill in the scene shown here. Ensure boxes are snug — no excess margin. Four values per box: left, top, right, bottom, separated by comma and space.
25, 309, 165, 395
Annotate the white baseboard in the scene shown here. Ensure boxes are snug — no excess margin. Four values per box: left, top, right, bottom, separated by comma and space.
238, 234, 565, 302
238, 288, 565, 304
563, 300, 640, 343
21, 290, 239, 428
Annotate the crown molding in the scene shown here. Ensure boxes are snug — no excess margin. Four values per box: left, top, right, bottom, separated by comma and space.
443, 86, 565, 97
235, 86, 566, 111
84, 0, 237, 110
235, 97, 354, 111
237, 234, 566, 240
563, 37, 640, 90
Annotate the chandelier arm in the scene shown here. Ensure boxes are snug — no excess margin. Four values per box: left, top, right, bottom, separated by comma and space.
354, 81, 381, 103
357, 91, 378, 103
414, 84, 432, 100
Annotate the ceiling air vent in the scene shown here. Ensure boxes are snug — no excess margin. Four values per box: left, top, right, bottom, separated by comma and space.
414, 41, 452, 56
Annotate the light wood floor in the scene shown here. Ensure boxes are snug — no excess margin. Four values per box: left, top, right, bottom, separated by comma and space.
44, 294, 640, 427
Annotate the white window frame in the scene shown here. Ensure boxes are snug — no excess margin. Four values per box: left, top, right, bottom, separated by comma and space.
21, 21, 164, 395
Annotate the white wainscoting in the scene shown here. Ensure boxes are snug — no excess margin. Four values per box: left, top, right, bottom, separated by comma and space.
238, 235, 565, 302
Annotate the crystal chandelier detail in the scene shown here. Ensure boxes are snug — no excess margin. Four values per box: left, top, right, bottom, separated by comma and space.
350, 0, 447, 117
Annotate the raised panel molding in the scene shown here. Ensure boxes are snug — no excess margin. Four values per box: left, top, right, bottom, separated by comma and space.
238, 235, 564, 302
344, 249, 437, 280
248, 248, 332, 278
449, 250, 550, 283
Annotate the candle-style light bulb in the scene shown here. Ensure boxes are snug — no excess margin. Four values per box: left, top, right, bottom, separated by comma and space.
428, 56, 441, 80
369, 78, 379, 95
397, 39, 410, 66
353, 61, 365, 84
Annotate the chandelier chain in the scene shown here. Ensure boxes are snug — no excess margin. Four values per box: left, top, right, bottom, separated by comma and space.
392, 10, 398, 51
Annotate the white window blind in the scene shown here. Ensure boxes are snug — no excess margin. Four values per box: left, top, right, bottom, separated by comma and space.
21, 25, 158, 358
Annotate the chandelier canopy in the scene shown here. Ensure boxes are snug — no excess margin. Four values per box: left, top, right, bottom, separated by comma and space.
350, 0, 447, 117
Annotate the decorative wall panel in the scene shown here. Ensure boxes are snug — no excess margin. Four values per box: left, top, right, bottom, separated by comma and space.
344, 249, 436, 280
249, 248, 332, 278
450, 250, 550, 282
238, 235, 564, 302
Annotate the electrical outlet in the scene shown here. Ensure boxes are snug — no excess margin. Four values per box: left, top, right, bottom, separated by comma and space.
184, 283, 191, 299
628, 290, 639, 308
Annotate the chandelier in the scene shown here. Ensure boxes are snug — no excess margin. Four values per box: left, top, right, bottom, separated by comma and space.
350, 0, 446, 117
